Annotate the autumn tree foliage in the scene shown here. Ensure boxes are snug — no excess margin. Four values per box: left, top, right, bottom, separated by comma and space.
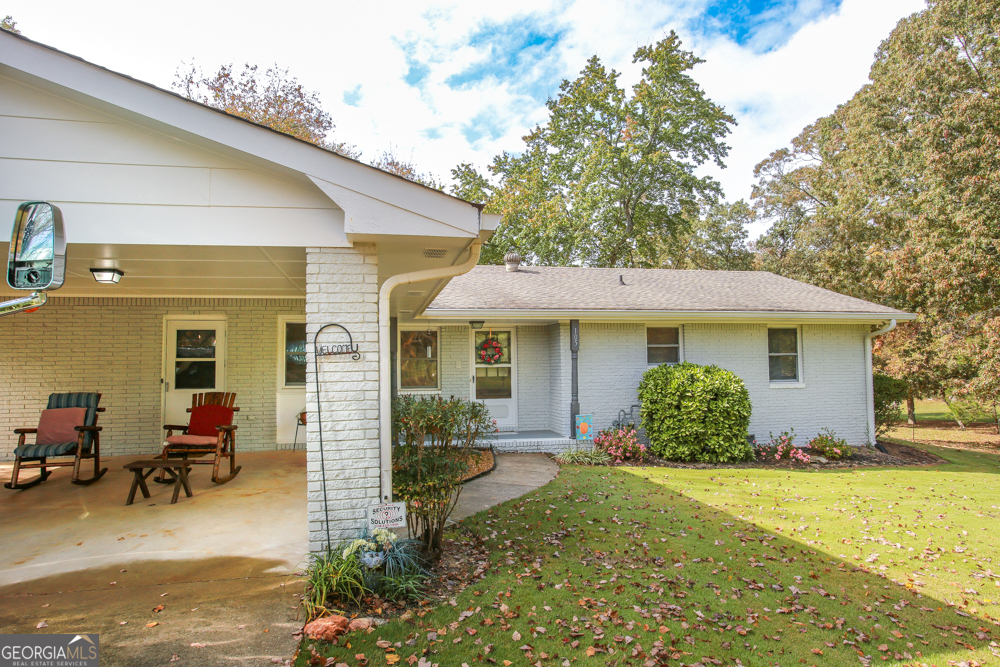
173, 63, 358, 158
370, 147, 443, 190
2, 15, 20, 33
751, 0, 1000, 411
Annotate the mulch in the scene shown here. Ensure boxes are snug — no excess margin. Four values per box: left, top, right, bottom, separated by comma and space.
461, 448, 495, 482
622, 441, 946, 471
315, 530, 492, 622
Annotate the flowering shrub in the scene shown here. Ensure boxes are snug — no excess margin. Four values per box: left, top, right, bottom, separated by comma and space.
756, 429, 811, 463
593, 428, 647, 465
807, 428, 852, 460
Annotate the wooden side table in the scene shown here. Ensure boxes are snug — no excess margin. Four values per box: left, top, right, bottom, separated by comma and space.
123, 459, 193, 505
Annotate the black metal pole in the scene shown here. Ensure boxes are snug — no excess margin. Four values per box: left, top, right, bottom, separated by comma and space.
570, 319, 580, 437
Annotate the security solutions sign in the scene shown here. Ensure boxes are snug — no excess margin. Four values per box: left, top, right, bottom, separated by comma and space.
1, 633, 99, 666
367, 502, 407, 530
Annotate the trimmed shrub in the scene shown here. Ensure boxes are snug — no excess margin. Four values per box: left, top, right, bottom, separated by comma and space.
873, 373, 908, 437
638, 362, 753, 463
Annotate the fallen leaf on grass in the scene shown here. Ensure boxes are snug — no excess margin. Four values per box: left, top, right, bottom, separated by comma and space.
190, 643, 206, 648
811, 648, 823, 655
36, 621, 48, 629
386, 656, 400, 665
41, 604, 49, 608
170, 654, 179, 662
146, 622, 158, 628
119, 621, 127, 626
512, 630, 521, 641
152, 605, 164, 613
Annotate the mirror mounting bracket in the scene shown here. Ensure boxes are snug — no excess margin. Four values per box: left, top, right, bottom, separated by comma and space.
0, 292, 47, 318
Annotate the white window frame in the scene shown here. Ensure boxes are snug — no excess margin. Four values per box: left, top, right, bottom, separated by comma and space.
767, 325, 805, 388
646, 325, 684, 367
277, 315, 308, 392
397, 326, 442, 394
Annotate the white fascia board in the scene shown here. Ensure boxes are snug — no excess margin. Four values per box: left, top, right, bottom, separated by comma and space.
0, 32, 483, 237
308, 176, 476, 239
418, 309, 917, 323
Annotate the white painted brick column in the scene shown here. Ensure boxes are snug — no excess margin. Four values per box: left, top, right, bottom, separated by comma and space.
305, 244, 380, 553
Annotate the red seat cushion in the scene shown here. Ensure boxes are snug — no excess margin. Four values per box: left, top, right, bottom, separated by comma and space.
186, 404, 234, 437
36, 407, 87, 445
166, 434, 218, 446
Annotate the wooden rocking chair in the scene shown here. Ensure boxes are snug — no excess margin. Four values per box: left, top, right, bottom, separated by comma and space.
5, 392, 107, 490
157, 392, 241, 484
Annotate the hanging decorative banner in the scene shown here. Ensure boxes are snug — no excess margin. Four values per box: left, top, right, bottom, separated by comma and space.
576, 414, 594, 441
367, 501, 407, 530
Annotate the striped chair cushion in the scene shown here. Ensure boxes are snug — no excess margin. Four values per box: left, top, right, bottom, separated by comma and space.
45, 392, 100, 452
14, 441, 79, 460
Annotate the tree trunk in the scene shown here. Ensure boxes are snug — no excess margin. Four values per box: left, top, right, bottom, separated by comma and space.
993, 401, 999, 436
906, 396, 916, 425
942, 395, 966, 430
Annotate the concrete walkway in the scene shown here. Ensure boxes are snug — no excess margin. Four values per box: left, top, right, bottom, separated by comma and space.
451, 453, 559, 521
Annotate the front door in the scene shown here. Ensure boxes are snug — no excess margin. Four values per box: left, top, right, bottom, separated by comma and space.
163, 317, 227, 426
471, 329, 517, 429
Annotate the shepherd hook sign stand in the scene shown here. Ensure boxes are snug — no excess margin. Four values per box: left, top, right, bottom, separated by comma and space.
312, 323, 361, 550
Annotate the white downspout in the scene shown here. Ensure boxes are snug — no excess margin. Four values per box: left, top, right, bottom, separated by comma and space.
377, 239, 483, 501
864, 319, 896, 444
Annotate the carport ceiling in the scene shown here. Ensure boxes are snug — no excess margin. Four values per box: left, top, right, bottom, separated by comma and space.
0, 243, 306, 298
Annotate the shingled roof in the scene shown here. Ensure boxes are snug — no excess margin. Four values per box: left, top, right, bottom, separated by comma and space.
425, 266, 911, 318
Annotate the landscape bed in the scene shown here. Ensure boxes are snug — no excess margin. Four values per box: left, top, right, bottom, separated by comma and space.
296, 440, 1000, 667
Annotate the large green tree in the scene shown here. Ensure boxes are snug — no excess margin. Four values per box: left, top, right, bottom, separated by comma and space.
478, 33, 734, 268
751, 0, 1000, 412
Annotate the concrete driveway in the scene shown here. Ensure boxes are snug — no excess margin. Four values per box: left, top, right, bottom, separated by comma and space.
0, 451, 308, 666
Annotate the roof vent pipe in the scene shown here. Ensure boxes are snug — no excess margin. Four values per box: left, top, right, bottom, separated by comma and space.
504, 251, 521, 272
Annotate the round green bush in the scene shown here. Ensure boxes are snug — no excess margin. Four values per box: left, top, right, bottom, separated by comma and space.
638, 362, 753, 463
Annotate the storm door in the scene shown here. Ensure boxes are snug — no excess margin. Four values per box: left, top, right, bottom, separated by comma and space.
470, 329, 517, 428
162, 317, 227, 426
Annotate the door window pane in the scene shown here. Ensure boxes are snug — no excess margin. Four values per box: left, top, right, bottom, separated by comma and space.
175, 360, 216, 389
400, 330, 439, 389
476, 366, 511, 399
176, 330, 216, 358
284, 322, 307, 386
475, 331, 511, 365
768, 328, 799, 381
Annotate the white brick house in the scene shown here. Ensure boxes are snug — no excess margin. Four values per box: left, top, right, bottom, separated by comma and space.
0, 30, 914, 554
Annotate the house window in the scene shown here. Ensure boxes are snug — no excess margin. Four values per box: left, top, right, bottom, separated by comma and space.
768, 327, 800, 382
647, 327, 680, 365
283, 321, 307, 387
400, 330, 439, 390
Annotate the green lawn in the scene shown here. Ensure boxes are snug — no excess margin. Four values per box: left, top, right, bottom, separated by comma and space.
900, 399, 994, 424
299, 442, 1000, 666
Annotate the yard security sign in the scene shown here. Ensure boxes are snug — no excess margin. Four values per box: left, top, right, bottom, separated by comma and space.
368, 502, 407, 530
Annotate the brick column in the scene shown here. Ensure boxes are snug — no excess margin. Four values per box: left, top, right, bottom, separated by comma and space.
305, 244, 380, 553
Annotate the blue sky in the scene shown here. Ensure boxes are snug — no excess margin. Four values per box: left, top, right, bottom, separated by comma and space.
5, 0, 924, 233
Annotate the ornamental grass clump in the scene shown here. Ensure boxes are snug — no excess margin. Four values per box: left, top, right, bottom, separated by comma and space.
638, 362, 753, 463
392, 395, 496, 558
554, 447, 611, 466
593, 428, 647, 465
303, 528, 425, 620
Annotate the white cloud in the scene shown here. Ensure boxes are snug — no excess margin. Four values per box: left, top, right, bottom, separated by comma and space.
8, 0, 924, 238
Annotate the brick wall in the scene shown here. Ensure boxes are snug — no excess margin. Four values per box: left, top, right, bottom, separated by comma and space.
685, 323, 870, 445
439, 326, 470, 399
578, 323, 647, 434
0, 297, 304, 461
305, 245, 380, 552
575, 321, 871, 445
516, 326, 550, 430
548, 323, 571, 436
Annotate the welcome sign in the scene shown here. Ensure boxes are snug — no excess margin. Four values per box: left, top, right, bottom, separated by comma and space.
367, 502, 407, 530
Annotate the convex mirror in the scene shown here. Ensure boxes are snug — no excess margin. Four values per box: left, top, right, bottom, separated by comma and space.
7, 202, 65, 291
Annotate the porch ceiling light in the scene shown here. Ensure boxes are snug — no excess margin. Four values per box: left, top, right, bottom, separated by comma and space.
469, 320, 485, 329
90, 268, 124, 284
